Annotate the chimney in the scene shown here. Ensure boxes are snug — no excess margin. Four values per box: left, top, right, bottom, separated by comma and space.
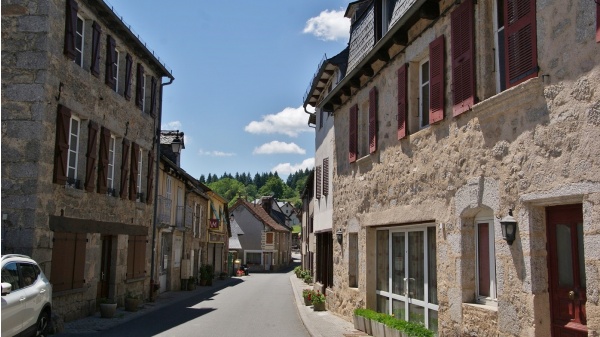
261, 196, 272, 214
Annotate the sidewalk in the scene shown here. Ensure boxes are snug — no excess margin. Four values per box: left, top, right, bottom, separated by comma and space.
288, 274, 368, 337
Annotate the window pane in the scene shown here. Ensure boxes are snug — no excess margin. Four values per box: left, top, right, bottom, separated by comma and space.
408, 231, 424, 300
1, 262, 20, 291
377, 294, 389, 314
429, 309, 439, 334
392, 232, 405, 295
392, 299, 406, 321
478, 223, 490, 297
377, 230, 389, 292
409, 303, 425, 325
20, 263, 38, 287
556, 224, 574, 287
428, 226, 438, 304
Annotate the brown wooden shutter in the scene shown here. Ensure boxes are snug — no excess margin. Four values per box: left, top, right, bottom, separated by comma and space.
429, 35, 445, 124
315, 165, 322, 199
397, 64, 408, 140
84, 121, 99, 192
97, 127, 110, 194
105, 35, 116, 89
146, 149, 154, 204
124, 54, 133, 100
50, 232, 74, 292
54, 105, 72, 185
322, 158, 329, 196
134, 236, 147, 278
64, 0, 78, 59
127, 235, 135, 279
503, 0, 538, 88
72, 233, 87, 289
369, 87, 378, 154
150, 77, 157, 117
349, 104, 358, 163
129, 142, 140, 201
135, 64, 145, 109
120, 139, 130, 199
90, 21, 102, 77
451, 0, 475, 117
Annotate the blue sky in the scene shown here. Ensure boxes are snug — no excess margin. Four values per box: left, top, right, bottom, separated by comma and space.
107, 0, 350, 180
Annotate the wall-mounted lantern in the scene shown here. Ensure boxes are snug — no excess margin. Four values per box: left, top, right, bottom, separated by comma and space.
336, 229, 343, 245
500, 209, 517, 245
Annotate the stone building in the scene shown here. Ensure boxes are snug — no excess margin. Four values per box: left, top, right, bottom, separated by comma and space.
1, 0, 173, 321
303, 0, 600, 336
204, 190, 229, 276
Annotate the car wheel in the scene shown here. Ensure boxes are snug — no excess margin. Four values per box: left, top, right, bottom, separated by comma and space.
35, 310, 49, 337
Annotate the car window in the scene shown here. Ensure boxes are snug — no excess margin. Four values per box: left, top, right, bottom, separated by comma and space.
1, 262, 21, 291
19, 263, 39, 288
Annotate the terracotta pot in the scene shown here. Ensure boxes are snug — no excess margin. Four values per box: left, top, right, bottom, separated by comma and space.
99, 303, 117, 318
313, 302, 326, 311
125, 298, 141, 312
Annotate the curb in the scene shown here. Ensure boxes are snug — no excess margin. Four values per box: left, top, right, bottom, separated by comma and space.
289, 274, 321, 337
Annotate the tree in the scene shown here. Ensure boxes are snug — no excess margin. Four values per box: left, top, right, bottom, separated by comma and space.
258, 176, 285, 199
208, 178, 246, 207
199, 174, 206, 184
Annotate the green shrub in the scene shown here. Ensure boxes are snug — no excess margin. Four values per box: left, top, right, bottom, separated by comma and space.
353, 308, 433, 337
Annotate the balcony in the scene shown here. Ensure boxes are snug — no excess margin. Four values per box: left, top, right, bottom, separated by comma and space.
157, 196, 172, 225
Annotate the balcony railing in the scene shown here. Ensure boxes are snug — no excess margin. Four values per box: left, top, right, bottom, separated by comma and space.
157, 196, 172, 225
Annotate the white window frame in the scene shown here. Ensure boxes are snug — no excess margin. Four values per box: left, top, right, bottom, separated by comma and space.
113, 49, 120, 92
475, 214, 498, 305
137, 148, 143, 195
66, 116, 81, 182
382, 0, 395, 34
107, 135, 116, 189
419, 57, 430, 129
493, 0, 506, 94
75, 15, 84, 67
166, 176, 172, 200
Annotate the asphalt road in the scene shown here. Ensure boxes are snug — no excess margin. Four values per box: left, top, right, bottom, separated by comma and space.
70, 267, 310, 337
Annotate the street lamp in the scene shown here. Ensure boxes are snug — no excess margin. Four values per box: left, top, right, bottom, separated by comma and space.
171, 133, 183, 154
500, 209, 517, 245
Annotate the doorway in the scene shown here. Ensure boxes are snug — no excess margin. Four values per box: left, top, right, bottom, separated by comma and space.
97, 235, 113, 299
546, 204, 587, 337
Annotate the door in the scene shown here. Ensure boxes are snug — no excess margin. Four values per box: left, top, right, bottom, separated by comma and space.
97, 235, 112, 299
263, 252, 272, 271
547, 204, 587, 337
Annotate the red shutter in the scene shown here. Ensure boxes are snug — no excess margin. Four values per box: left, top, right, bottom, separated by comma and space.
129, 142, 139, 201
105, 35, 116, 89
397, 64, 408, 139
349, 105, 358, 163
146, 149, 154, 204
72, 233, 87, 289
134, 236, 147, 278
120, 139, 130, 199
503, 0, 538, 88
322, 157, 329, 196
150, 77, 157, 117
54, 105, 72, 185
90, 21, 102, 77
84, 121, 99, 192
369, 87, 378, 154
429, 35, 445, 124
63, 0, 78, 59
451, 0, 475, 117
97, 127, 110, 194
135, 64, 145, 109
124, 54, 133, 100
315, 165, 322, 199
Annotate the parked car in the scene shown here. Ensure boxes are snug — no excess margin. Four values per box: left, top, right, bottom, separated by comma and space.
1, 254, 52, 337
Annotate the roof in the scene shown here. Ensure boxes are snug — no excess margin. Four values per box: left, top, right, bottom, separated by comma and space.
228, 218, 244, 250
231, 199, 290, 232
303, 47, 349, 108
230, 218, 245, 236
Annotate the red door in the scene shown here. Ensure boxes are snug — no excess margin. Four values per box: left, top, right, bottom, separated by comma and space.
546, 204, 587, 337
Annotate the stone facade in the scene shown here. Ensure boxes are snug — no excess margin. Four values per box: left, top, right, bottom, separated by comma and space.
2, 0, 172, 322
305, 0, 600, 336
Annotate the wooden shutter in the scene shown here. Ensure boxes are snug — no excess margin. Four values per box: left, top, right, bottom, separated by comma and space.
84, 121, 99, 192
397, 64, 408, 140
429, 35, 445, 124
63, 0, 78, 59
129, 142, 139, 201
127, 235, 135, 278
315, 165, 322, 199
322, 157, 329, 196
72, 233, 87, 289
50, 232, 74, 292
97, 127, 110, 194
134, 236, 147, 278
451, 0, 475, 117
349, 104, 358, 163
54, 105, 72, 185
105, 35, 116, 89
90, 21, 102, 77
124, 54, 133, 100
150, 77, 157, 117
135, 63, 145, 109
146, 149, 154, 204
120, 139, 130, 199
369, 87, 378, 154
503, 0, 538, 88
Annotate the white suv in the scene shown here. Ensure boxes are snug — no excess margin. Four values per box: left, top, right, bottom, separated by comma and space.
1, 254, 52, 337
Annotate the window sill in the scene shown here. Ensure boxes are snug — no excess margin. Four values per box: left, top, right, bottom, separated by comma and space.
463, 302, 498, 311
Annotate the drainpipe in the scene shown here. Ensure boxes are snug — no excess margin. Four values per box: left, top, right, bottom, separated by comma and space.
150, 75, 174, 301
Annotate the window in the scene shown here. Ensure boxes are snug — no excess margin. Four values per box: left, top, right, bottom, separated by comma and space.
266, 232, 274, 245
90, 21, 101, 77
66, 115, 81, 186
322, 157, 329, 196
349, 104, 358, 163
75, 16, 84, 67
127, 235, 146, 279
397, 64, 408, 140
349, 233, 359, 288
451, 0, 475, 117
64, 0, 83, 65
50, 232, 86, 292
84, 121, 99, 192
369, 87, 378, 154
135, 64, 145, 110
166, 176, 172, 201
146, 149, 154, 204
375, 0, 396, 41
476, 212, 497, 304
358, 101, 369, 157
419, 59, 430, 128
315, 165, 322, 199
124, 54, 133, 100
107, 135, 116, 190
137, 148, 143, 194
493, 0, 507, 93
129, 143, 140, 201
105, 35, 119, 91
503, 0, 537, 88
246, 252, 261, 265
1, 263, 20, 291
119, 139, 130, 199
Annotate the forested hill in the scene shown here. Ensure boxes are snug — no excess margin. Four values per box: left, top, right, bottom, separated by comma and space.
199, 169, 311, 208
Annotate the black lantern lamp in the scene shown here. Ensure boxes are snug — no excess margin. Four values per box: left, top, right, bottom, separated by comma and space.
500, 209, 517, 245
171, 133, 183, 154
336, 229, 343, 245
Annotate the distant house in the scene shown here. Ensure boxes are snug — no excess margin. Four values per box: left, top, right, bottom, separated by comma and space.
228, 217, 244, 273
277, 201, 301, 227
230, 198, 291, 272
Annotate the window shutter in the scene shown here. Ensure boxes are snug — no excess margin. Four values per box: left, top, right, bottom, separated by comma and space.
54, 105, 72, 185
90, 21, 102, 77
124, 54, 133, 100
127, 235, 135, 279
72, 233, 87, 289
146, 149, 154, 204
134, 236, 147, 278
451, 0, 475, 117
84, 121, 99, 192
315, 165, 322, 199
105, 35, 116, 89
97, 127, 110, 194
135, 63, 145, 109
349, 104, 358, 163
150, 77, 157, 117
397, 64, 408, 140
322, 158, 329, 196
429, 35, 445, 124
50, 232, 74, 292
129, 142, 139, 201
369, 87, 378, 154
63, 0, 78, 59
120, 139, 130, 199
503, 0, 538, 88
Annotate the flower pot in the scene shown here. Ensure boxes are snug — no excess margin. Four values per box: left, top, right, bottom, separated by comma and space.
304, 296, 312, 306
372, 321, 386, 337
384, 325, 402, 337
355, 315, 366, 332
364, 318, 373, 335
313, 302, 326, 311
99, 303, 117, 318
199, 279, 207, 286
125, 298, 141, 312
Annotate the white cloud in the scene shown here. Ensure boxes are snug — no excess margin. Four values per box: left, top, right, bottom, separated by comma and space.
244, 106, 313, 137
271, 158, 315, 175
198, 149, 236, 157
162, 120, 182, 130
303, 9, 350, 42
253, 141, 306, 155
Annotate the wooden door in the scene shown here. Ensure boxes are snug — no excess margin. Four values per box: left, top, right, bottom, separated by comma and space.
97, 235, 112, 299
546, 204, 587, 337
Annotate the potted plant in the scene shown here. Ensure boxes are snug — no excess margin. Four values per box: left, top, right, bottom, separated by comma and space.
98, 298, 117, 318
302, 289, 314, 306
311, 291, 326, 311
303, 274, 312, 284
219, 272, 228, 280
294, 266, 302, 278
200, 265, 214, 286
124, 292, 141, 312
188, 277, 196, 290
